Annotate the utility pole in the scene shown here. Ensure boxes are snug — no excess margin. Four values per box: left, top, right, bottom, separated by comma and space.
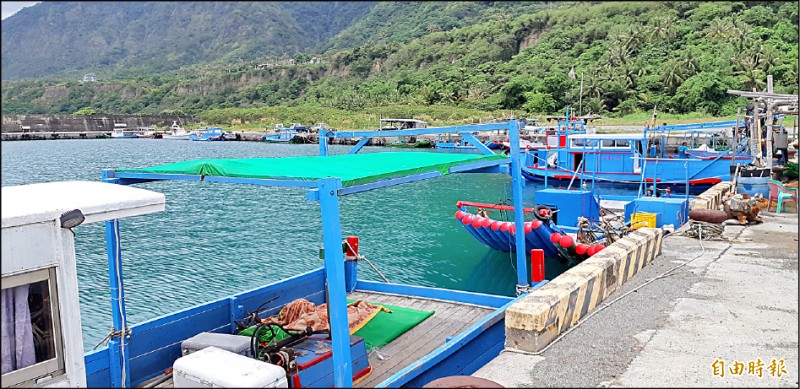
579, 72, 584, 117
765, 75, 774, 170
733, 107, 740, 168
754, 102, 761, 166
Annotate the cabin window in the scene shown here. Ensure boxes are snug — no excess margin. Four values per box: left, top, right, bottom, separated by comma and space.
601, 139, 631, 148
571, 138, 598, 148
1, 268, 64, 387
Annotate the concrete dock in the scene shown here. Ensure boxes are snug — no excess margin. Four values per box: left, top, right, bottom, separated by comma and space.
475, 211, 798, 387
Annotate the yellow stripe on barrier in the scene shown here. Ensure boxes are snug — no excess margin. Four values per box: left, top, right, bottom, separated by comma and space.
505, 228, 664, 352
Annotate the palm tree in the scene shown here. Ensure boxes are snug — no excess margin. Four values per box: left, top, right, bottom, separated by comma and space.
734, 54, 766, 91
649, 15, 676, 43
678, 50, 699, 78
730, 22, 754, 52
706, 18, 734, 42
660, 60, 685, 92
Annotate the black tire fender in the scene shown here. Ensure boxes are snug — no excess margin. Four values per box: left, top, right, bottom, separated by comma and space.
534, 204, 552, 222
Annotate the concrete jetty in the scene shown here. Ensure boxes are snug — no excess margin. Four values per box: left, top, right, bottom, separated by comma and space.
475, 196, 798, 387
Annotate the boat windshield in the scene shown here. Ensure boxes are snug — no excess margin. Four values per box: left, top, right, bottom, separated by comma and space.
571, 138, 599, 148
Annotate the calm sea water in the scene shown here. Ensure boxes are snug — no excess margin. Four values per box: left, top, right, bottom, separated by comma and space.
1, 139, 635, 351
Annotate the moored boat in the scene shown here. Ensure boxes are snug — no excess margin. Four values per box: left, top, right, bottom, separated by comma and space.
110, 123, 138, 138
162, 121, 193, 140
521, 121, 752, 193
189, 126, 225, 141
1, 120, 546, 388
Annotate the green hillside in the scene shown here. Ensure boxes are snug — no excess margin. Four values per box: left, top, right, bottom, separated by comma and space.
1, 1, 797, 123
0, 1, 376, 80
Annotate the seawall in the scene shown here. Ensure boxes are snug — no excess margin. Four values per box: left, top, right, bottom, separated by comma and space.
1, 114, 196, 137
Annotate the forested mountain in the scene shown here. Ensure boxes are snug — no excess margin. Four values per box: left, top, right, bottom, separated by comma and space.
321, 1, 563, 51
1, 1, 797, 120
1, 1, 376, 80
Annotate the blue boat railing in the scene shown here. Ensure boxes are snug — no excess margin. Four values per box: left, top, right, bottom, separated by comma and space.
93, 121, 536, 388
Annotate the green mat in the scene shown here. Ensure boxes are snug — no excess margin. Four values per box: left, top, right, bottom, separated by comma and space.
347, 299, 435, 349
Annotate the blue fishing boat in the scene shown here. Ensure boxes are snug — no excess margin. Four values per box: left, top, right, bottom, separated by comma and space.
1, 121, 548, 388
452, 199, 608, 262
189, 126, 225, 141
435, 139, 505, 151
521, 121, 752, 193
263, 128, 298, 143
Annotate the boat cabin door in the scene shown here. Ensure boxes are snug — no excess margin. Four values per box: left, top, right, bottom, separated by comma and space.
633, 141, 643, 174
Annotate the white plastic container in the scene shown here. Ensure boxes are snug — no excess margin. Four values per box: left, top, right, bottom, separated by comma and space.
173, 346, 288, 388
181, 332, 253, 357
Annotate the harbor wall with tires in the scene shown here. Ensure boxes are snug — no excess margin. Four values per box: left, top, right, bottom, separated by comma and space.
504, 228, 664, 352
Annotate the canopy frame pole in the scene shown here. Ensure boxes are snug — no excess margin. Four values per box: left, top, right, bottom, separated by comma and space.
102, 169, 130, 388
318, 177, 353, 387
508, 120, 529, 293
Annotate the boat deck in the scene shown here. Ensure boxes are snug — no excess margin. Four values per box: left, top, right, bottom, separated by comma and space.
349, 290, 495, 387
142, 290, 495, 388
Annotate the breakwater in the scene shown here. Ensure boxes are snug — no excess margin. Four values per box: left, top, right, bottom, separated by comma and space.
1, 114, 196, 140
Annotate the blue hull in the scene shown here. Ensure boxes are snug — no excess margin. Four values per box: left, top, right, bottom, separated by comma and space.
457, 212, 563, 257
84, 267, 517, 388
522, 154, 750, 194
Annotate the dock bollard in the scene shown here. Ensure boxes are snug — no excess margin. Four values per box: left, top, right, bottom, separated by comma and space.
531, 249, 544, 283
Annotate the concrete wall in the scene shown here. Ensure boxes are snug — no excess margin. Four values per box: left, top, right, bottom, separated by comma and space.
1, 114, 196, 134
504, 228, 664, 352
690, 182, 734, 210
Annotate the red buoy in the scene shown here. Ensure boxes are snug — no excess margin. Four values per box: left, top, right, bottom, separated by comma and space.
462, 215, 473, 225
455, 210, 464, 219
524, 222, 532, 234
481, 217, 492, 228
550, 232, 562, 243
456, 201, 463, 208
490, 221, 501, 231
575, 243, 589, 255
499, 222, 510, 232
472, 217, 483, 228
530, 219, 542, 229
559, 235, 574, 248
509, 223, 516, 234
594, 244, 606, 253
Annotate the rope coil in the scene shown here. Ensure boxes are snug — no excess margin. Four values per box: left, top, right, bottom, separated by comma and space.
682, 220, 726, 240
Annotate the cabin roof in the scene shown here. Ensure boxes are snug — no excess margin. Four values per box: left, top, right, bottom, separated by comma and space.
379, 119, 427, 123
114, 152, 505, 187
567, 133, 645, 139
1, 181, 166, 229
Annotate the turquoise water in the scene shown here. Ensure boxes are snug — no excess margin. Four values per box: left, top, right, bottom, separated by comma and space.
1, 139, 635, 351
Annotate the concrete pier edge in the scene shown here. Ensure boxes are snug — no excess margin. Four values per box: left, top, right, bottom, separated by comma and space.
505, 228, 664, 352
691, 182, 734, 210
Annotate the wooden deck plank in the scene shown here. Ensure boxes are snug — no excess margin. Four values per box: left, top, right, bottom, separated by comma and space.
351, 292, 493, 387
361, 305, 483, 386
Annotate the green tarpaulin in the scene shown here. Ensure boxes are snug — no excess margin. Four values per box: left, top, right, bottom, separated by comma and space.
348, 299, 435, 349
116, 152, 506, 187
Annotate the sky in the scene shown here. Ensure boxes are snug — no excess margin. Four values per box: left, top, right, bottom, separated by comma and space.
2, 1, 39, 20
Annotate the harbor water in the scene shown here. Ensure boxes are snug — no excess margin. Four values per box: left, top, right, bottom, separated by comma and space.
1, 139, 637, 350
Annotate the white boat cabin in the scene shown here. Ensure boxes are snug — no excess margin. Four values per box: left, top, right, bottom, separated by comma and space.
1, 181, 165, 387
379, 119, 428, 130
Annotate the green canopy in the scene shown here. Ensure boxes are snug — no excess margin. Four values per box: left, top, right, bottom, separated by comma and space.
116, 152, 506, 187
